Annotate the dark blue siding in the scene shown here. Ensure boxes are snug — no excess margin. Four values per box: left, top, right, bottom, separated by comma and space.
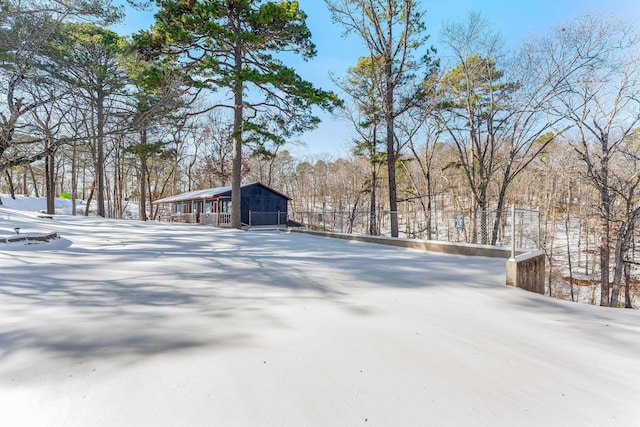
239, 184, 289, 225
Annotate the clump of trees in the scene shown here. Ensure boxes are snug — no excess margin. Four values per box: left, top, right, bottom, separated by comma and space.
326, 0, 438, 237
136, 0, 340, 228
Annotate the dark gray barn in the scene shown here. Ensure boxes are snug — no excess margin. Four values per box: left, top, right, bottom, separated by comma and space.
154, 182, 290, 226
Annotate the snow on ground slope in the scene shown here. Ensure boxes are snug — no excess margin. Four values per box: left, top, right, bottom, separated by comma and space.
0, 194, 87, 216
0, 209, 639, 426
0, 193, 137, 218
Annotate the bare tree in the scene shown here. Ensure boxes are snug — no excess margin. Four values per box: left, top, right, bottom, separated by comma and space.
326, 0, 437, 237
547, 14, 640, 307
398, 104, 445, 240
0, 0, 122, 189
436, 13, 568, 245
193, 113, 236, 189
610, 150, 640, 307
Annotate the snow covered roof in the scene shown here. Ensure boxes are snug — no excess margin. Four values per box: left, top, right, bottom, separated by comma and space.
153, 182, 290, 204
153, 186, 233, 204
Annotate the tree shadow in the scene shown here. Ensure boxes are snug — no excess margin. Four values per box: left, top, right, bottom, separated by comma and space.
0, 222, 506, 374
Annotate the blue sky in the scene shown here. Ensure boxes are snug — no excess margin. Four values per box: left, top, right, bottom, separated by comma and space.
112, 0, 640, 157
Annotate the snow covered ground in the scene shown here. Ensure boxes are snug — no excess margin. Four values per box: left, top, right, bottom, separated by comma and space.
0, 194, 87, 216
1, 203, 639, 426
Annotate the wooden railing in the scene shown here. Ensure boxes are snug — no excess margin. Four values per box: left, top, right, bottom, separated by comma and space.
158, 212, 232, 226
158, 213, 197, 223
201, 212, 231, 226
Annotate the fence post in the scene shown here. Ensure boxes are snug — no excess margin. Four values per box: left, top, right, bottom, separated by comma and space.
277, 211, 280, 226
249, 210, 252, 228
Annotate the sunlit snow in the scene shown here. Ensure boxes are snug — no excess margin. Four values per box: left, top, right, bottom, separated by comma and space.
1, 197, 639, 426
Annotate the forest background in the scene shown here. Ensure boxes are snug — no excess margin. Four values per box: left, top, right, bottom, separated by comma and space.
2, 0, 640, 308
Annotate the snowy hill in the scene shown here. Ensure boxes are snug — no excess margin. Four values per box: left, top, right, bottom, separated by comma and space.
0, 204, 639, 426
0, 193, 86, 215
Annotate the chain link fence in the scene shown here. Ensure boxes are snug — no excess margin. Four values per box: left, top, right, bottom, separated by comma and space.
248, 211, 289, 227
283, 207, 540, 249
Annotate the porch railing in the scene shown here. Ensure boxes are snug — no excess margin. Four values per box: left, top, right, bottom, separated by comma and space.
202, 212, 232, 226
158, 213, 197, 223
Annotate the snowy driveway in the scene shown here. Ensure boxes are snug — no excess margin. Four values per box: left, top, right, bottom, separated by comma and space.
1, 214, 639, 426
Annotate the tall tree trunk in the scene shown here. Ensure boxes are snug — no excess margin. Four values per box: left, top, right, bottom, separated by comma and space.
85, 180, 95, 216
106, 174, 113, 218
624, 262, 632, 308
139, 154, 149, 221
491, 168, 512, 245
96, 90, 106, 218
139, 129, 149, 222
146, 160, 155, 220
28, 164, 39, 198
425, 169, 433, 241
231, 23, 244, 230
45, 139, 55, 215
22, 167, 27, 195
71, 142, 77, 216
610, 209, 640, 307
600, 183, 611, 306
5, 170, 15, 199
385, 58, 398, 237
565, 209, 575, 302
369, 164, 377, 235
610, 243, 624, 308
479, 196, 488, 245
231, 96, 243, 228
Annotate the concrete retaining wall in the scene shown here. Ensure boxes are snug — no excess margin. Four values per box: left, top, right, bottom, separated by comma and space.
288, 228, 523, 258
288, 229, 546, 295
505, 250, 546, 294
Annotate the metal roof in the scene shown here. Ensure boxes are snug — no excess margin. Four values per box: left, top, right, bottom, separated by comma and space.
153, 182, 290, 204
